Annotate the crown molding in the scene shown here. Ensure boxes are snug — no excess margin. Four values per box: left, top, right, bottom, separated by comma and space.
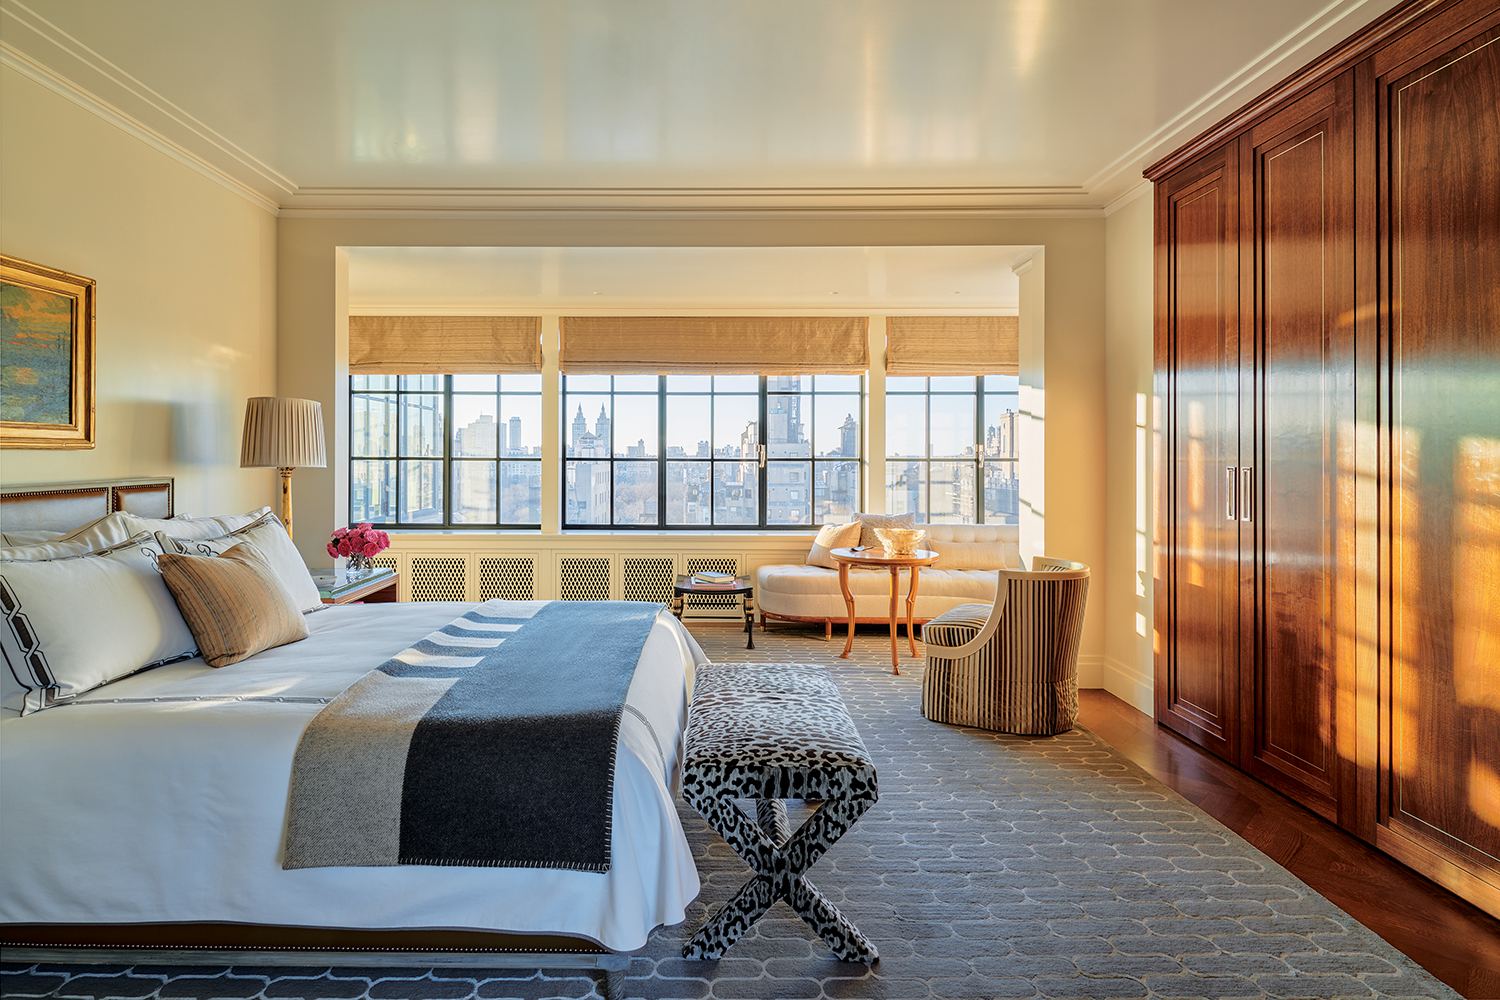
2, 1, 295, 196
1102, 180, 1152, 217
347, 304, 1023, 316
277, 183, 1109, 217
1144, 0, 1450, 179
1087, 0, 1400, 192
278, 205, 1108, 221
0, 43, 281, 216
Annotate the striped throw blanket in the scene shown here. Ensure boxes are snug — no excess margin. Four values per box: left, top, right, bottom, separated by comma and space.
282, 600, 661, 873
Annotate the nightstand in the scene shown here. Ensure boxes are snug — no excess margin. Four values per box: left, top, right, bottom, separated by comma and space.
317, 571, 399, 604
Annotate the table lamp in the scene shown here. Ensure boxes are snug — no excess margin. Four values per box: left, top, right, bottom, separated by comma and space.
240, 397, 326, 540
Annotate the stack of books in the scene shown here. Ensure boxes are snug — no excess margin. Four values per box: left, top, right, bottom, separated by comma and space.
689, 570, 738, 589
312, 566, 394, 599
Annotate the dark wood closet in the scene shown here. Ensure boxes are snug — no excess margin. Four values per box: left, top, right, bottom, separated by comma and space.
1148, 0, 1499, 918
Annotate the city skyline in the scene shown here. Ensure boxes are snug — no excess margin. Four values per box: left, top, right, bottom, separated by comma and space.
350, 391, 1018, 526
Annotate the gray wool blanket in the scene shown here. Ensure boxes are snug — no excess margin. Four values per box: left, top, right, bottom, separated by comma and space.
282, 599, 661, 873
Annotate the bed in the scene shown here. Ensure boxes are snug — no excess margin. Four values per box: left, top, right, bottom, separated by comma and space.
0, 479, 707, 999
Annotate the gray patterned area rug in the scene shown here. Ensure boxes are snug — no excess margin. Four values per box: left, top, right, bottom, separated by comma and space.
1, 627, 1458, 1000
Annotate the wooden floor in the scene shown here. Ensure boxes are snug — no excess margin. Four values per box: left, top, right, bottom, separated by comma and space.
1078, 689, 1500, 999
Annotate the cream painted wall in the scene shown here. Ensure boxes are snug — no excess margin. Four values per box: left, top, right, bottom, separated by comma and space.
278, 215, 1108, 673
0, 68, 278, 517
1103, 188, 1155, 713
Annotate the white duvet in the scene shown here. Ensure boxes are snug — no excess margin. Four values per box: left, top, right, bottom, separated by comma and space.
0, 602, 706, 952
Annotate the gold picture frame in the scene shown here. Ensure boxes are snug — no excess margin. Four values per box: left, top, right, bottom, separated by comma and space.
1, 254, 95, 449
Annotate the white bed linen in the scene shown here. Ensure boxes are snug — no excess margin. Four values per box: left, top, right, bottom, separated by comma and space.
0, 602, 707, 952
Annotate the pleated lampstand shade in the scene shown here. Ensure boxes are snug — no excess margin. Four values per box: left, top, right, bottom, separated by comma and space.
240, 397, 326, 541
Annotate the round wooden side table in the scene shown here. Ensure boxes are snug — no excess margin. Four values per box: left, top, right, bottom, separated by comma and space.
828, 547, 939, 674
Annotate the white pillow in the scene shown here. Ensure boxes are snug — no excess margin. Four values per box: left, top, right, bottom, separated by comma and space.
806, 521, 863, 569
121, 506, 272, 540
156, 512, 322, 613
0, 534, 198, 715
0, 536, 108, 562
39, 507, 272, 557
0, 529, 65, 547
52, 512, 138, 552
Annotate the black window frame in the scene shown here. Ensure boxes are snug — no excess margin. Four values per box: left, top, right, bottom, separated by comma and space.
884, 374, 1020, 524
349, 373, 544, 529
562, 373, 863, 530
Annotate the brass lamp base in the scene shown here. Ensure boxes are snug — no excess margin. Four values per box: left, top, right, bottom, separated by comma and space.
278, 467, 295, 540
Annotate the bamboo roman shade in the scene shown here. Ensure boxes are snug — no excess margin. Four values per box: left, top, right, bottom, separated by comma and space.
886, 316, 1019, 376
348, 316, 542, 374
558, 316, 869, 374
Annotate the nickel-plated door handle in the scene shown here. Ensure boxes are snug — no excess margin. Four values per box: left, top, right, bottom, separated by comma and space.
1240, 466, 1253, 522
1226, 467, 1237, 521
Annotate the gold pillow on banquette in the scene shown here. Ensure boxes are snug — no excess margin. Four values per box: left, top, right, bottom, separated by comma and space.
157, 542, 309, 667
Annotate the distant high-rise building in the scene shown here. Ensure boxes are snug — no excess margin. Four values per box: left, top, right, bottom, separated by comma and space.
508, 415, 522, 454
839, 413, 857, 458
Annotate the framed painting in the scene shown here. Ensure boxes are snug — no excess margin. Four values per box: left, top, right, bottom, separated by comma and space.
1, 254, 95, 449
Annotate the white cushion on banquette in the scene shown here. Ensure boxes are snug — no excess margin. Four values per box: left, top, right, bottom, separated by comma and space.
758, 523, 1020, 623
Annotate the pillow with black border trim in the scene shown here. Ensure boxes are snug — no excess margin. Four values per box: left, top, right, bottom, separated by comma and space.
155, 512, 323, 613
0, 533, 198, 716
40, 507, 274, 559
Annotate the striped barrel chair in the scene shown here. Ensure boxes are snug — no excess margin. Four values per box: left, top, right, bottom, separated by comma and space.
920, 558, 1090, 735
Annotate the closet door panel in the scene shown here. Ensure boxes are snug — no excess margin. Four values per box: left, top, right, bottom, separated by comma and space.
1155, 147, 1240, 763
1378, 17, 1500, 912
1245, 78, 1356, 818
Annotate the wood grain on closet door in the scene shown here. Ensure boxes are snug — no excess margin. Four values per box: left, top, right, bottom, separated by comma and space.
1240, 74, 1357, 822
1375, 9, 1500, 915
1154, 144, 1241, 764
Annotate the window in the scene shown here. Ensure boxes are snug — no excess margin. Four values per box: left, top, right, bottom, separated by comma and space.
885, 374, 1019, 523
350, 374, 543, 527
564, 374, 862, 528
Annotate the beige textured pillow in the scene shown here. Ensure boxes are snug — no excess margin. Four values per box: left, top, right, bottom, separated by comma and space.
852, 511, 916, 549
158, 542, 309, 667
806, 521, 863, 569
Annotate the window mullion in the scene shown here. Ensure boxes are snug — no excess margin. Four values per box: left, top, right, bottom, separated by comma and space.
657, 376, 667, 529
975, 376, 984, 524
758, 376, 768, 527
443, 375, 453, 527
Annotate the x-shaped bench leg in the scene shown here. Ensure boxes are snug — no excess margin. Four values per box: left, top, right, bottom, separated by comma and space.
682, 792, 878, 962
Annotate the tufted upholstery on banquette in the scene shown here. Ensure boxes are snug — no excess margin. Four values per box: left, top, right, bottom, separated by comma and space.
757, 523, 1020, 633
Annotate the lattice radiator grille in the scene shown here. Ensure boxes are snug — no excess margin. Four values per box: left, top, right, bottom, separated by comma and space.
409, 556, 466, 602
558, 556, 610, 601
372, 554, 399, 572
622, 556, 674, 604
479, 556, 535, 601
685, 556, 740, 610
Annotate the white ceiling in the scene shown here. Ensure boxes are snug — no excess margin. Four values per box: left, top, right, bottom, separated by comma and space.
346, 245, 1029, 311
1, 0, 1402, 214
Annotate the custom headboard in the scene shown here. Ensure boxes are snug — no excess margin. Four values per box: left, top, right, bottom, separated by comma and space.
0, 477, 174, 534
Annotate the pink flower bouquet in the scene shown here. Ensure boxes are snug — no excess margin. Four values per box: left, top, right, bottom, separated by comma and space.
327, 522, 390, 572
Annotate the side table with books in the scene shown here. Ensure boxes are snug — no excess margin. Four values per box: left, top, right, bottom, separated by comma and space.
671, 571, 754, 650
312, 567, 399, 605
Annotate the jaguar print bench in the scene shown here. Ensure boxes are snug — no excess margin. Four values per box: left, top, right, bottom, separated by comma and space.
680, 662, 879, 963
